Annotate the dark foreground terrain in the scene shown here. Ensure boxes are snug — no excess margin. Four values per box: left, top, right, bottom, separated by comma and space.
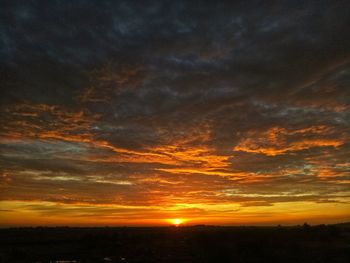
1, 224, 350, 263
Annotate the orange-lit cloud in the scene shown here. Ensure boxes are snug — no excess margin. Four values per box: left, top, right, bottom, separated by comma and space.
233, 126, 347, 156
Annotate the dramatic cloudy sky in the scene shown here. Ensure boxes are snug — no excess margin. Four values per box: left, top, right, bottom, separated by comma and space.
1, 1, 350, 226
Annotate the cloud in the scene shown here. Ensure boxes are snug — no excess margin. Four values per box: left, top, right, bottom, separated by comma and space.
0, 0, 349, 225
233, 125, 347, 156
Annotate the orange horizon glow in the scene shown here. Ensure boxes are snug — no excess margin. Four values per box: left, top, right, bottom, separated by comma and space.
1, 200, 350, 227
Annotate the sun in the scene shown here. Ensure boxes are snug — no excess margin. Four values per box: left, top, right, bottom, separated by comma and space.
170, 218, 184, 226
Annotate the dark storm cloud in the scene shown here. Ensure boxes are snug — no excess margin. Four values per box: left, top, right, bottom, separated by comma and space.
0, 0, 349, 220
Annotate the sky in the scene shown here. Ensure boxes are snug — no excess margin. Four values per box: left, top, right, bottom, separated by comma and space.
0, 0, 350, 227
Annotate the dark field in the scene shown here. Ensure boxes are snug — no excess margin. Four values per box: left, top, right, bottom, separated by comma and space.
1, 224, 350, 263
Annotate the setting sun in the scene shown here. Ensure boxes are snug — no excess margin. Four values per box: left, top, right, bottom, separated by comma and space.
170, 218, 184, 226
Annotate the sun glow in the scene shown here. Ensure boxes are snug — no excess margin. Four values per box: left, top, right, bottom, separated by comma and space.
170, 218, 184, 226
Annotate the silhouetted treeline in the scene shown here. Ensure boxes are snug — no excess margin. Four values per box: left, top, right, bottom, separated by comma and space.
0, 224, 349, 263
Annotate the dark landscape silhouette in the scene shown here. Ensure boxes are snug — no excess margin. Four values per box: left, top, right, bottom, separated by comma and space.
1, 223, 349, 263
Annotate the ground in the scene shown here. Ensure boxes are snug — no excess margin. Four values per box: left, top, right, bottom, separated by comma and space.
1, 224, 349, 263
